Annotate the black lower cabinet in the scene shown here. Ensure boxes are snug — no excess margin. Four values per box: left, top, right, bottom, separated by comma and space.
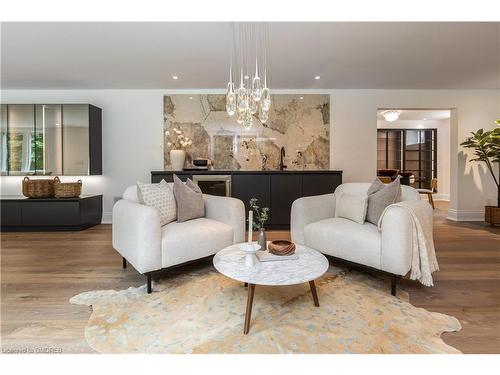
270, 174, 302, 227
1, 195, 102, 231
231, 174, 271, 222
302, 173, 342, 196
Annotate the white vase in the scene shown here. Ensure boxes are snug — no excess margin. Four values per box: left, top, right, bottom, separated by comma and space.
170, 149, 186, 171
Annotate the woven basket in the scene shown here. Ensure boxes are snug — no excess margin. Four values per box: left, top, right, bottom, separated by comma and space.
22, 176, 57, 198
54, 177, 82, 198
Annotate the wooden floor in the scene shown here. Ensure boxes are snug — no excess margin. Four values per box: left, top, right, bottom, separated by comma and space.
1, 201, 499, 353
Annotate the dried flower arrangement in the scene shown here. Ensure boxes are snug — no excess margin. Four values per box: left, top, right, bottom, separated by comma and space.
165, 127, 193, 150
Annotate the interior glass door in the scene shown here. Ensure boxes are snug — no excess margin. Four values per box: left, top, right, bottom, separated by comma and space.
7, 104, 35, 175
35, 104, 63, 175
0, 105, 7, 175
377, 128, 437, 189
62, 104, 89, 175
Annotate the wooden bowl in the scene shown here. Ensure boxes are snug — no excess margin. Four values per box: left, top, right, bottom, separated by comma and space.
268, 240, 296, 256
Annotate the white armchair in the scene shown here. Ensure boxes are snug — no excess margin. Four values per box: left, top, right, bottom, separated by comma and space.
291, 183, 428, 295
112, 184, 245, 293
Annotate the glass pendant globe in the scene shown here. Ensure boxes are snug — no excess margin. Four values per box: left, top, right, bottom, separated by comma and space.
243, 112, 253, 130
249, 94, 258, 114
261, 87, 271, 111
259, 107, 269, 123
237, 110, 245, 124
237, 87, 248, 112
252, 76, 262, 102
226, 96, 236, 116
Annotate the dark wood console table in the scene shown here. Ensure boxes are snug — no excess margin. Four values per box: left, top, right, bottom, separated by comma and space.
1, 195, 102, 231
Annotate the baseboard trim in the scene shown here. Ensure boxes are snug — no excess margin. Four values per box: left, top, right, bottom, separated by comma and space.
102, 212, 112, 224
447, 209, 484, 222
433, 194, 450, 201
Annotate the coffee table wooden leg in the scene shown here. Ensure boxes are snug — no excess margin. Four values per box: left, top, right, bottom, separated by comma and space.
309, 280, 320, 307
244, 283, 255, 334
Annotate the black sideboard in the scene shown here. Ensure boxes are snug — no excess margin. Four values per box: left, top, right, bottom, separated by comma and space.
1, 195, 103, 231
151, 170, 342, 229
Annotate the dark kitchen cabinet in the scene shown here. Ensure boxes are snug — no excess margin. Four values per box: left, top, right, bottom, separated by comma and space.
270, 174, 302, 226
302, 173, 342, 197
232, 174, 271, 222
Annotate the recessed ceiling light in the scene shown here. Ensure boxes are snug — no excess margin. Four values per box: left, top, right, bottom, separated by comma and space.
423, 118, 427, 121
172, 75, 178, 80
382, 110, 401, 122
189, 96, 193, 100
300, 96, 304, 100
315, 75, 321, 80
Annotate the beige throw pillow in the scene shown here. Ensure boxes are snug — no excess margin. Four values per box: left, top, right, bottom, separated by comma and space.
335, 193, 368, 224
173, 175, 205, 222
136, 179, 177, 226
366, 177, 401, 225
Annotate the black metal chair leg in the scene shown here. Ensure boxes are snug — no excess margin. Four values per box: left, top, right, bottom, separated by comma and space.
146, 274, 152, 294
122, 257, 127, 269
391, 275, 397, 296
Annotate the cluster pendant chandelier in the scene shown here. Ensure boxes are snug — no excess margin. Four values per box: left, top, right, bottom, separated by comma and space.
226, 23, 271, 130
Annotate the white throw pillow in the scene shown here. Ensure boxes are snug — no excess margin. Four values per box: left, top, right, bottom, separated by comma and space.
136, 180, 177, 226
335, 193, 368, 224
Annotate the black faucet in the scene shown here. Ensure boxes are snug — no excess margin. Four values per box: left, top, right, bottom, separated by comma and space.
279, 147, 287, 171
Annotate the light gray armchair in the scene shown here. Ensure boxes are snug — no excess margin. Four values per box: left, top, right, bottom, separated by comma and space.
112, 184, 245, 293
291, 183, 429, 295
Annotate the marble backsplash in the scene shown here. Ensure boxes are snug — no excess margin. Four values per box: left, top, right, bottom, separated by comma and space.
163, 94, 330, 170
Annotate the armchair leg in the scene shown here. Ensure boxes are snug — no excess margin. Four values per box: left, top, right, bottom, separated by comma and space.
146, 274, 152, 294
122, 257, 127, 269
391, 275, 397, 296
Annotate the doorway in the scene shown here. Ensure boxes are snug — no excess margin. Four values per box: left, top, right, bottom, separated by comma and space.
377, 109, 451, 200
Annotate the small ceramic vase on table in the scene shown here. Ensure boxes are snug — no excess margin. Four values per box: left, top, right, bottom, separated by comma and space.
170, 149, 186, 171
258, 228, 267, 251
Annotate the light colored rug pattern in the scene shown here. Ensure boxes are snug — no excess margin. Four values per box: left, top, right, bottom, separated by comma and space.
70, 266, 461, 354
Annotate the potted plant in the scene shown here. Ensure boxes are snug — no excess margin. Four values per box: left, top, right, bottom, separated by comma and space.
249, 198, 270, 250
460, 120, 500, 225
165, 127, 193, 171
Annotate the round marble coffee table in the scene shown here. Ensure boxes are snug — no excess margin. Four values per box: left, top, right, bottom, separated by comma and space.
213, 243, 329, 334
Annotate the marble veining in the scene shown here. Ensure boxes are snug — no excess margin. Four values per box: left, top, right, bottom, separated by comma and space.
213, 243, 329, 286
163, 94, 330, 170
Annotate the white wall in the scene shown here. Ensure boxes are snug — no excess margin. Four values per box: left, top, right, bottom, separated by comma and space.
1, 89, 498, 222
377, 118, 451, 201
329, 90, 499, 221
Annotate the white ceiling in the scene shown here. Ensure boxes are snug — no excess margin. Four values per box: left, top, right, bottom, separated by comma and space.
1, 22, 499, 89
377, 109, 451, 121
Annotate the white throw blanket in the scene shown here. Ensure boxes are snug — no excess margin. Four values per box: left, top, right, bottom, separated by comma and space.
378, 200, 439, 286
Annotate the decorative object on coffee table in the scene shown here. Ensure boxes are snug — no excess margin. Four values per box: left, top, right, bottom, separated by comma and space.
239, 242, 261, 267
165, 127, 193, 171
249, 198, 269, 250
54, 177, 82, 198
213, 243, 328, 334
22, 176, 58, 198
460, 120, 500, 226
268, 240, 296, 256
